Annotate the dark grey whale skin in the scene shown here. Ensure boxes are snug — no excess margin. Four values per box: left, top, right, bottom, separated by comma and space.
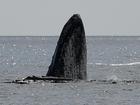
46, 14, 87, 80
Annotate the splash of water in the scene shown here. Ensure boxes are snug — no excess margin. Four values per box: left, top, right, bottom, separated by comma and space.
107, 75, 121, 81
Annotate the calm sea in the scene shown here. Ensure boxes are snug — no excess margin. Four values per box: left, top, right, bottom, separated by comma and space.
0, 36, 140, 105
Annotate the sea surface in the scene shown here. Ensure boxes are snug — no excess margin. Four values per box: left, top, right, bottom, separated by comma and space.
0, 36, 140, 105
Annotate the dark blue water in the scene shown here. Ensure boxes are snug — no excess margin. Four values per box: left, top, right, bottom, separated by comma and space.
0, 36, 140, 105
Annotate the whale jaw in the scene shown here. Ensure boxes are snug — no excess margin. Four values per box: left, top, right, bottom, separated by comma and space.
46, 14, 87, 80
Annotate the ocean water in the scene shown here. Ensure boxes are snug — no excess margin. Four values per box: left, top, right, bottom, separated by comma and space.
0, 36, 140, 105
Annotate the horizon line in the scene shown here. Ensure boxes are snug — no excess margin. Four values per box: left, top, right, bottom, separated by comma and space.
0, 33, 140, 36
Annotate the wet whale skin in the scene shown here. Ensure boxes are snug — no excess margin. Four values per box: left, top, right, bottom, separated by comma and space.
46, 14, 87, 80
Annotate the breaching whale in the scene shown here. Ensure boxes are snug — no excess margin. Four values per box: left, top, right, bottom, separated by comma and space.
46, 14, 87, 80
9, 14, 87, 84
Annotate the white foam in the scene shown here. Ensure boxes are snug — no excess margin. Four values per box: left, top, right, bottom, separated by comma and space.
110, 62, 140, 66
95, 62, 140, 66
95, 63, 108, 66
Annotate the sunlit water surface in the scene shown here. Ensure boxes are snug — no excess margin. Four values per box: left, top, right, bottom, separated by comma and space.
0, 36, 140, 105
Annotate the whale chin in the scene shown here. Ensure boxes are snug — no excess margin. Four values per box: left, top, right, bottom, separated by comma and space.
46, 14, 87, 80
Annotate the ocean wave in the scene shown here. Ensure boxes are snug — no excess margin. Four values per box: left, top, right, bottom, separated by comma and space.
95, 62, 140, 66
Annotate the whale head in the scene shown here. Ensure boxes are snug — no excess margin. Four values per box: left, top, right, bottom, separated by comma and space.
46, 14, 87, 80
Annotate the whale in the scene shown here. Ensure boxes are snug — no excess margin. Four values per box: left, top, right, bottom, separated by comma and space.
9, 14, 87, 84
46, 14, 87, 80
